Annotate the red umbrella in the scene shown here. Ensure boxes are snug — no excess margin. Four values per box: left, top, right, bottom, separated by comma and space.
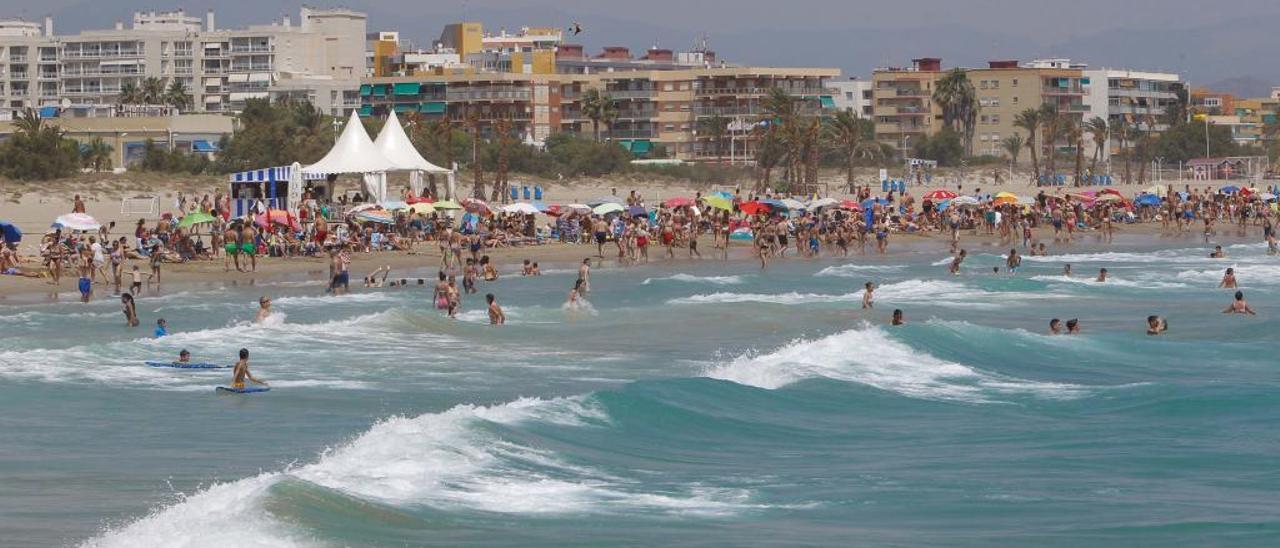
838, 199, 863, 211
462, 198, 491, 215
739, 201, 771, 215
255, 209, 300, 232
663, 196, 694, 208
1099, 188, 1124, 198
923, 189, 958, 201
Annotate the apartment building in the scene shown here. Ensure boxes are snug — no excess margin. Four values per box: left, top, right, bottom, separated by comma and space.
0, 18, 59, 120
1191, 88, 1234, 116
966, 59, 1091, 158
1081, 69, 1184, 161
827, 78, 873, 118
0, 8, 365, 120
360, 61, 837, 161
871, 58, 944, 153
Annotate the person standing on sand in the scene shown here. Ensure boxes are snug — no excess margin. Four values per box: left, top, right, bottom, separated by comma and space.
73, 194, 86, 214
240, 223, 258, 272
224, 224, 241, 272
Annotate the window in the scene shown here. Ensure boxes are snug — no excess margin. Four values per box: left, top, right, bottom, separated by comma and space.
980, 115, 989, 124
1012, 96, 1019, 104
1012, 78, 1019, 87
991, 115, 1000, 124
991, 80, 999, 89
980, 80, 989, 89
663, 82, 674, 92
664, 123, 675, 131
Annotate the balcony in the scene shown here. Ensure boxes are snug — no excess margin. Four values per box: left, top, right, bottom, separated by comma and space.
10, 55, 27, 63
696, 86, 827, 97
606, 128, 656, 139
875, 122, 928, 134
615, 109, 657, 120
445, 89, 532, 102
38, 72, 58, 80
230, 45, 274, 54
876, 87, 930, 98
605, 89, 656, 99
1043, 86, 1084, 95
692, 106, 761, 117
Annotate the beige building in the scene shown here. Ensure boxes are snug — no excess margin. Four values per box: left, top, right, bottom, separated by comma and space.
0, 113, 233, 167
967, 59, 1090, 159
0, 18, 59, 119
871, 58, 944, 153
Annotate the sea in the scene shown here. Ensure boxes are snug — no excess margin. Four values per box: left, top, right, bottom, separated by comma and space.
3, 235, 1279, 547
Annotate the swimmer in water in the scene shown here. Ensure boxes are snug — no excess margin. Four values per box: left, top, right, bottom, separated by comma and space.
254, 296, 272, 324
1219, 267, 1238, 289
1209, 245, 1225, 258
230, 348, 267, 389
1063, 264, 1072, 277
1066, 318, 1080, 334
567, 278, 585, 309
1146, 315, 1168, 335
891, 308, 905, 326
861, 281, 875, 309
1049, 318, 1062, 335
176, 349, 191, 364
1223, 290, 1257, 315
1096, 268, 1108, 282
948, 249, 967, 275
486, 293, 505, 325
1006, 248, 1021, 274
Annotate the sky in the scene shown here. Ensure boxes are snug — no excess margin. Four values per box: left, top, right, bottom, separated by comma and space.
13, 0, 1280, 91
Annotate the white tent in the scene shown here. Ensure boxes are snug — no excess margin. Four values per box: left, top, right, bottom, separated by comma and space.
373, 110, 452, 199
302, 111, 395, 202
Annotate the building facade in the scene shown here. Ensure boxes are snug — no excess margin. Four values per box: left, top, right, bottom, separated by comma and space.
828, 78, 872, 118
0, 8, 365, 120
0, 113, 233, 167
967, 59, 1091, 159
871, 58, 944, 154
360, 62, 837, 162
1082, 69, 1184, 162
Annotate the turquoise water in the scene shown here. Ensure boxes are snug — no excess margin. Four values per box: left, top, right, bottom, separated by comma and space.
4, 236, 1280, 546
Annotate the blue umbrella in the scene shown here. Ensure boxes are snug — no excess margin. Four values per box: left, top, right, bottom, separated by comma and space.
1220, 185, 1240, 194
0, 221, 20, 243
1135, 195, 1161, 206
758, 199, 786, 208
861, 197, 889, 209
711, 191, 734, 200
627, 205, 648, 217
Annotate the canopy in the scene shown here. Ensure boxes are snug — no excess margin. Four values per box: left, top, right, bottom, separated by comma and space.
663, 197, 694, 208
462, 198, 491, 215
373, 110, 451, 174
861, 197, 890, 209
1134, 194, 1162, 206
52, 213, 101, 231
177, 212, 216, 229
379, 200, 410, 211
739, 201, 771, 215
593, 203, 625, 215
408, 202, 436, 215
502, 202, 540, 215
701, 195, 733, 211
255, 209, 300, 232
302, 111, 395, 176
779, 198, 807, 210
1220, 185, 1240, 194
352, 209, 395, 225
838, 199, 862, 211
950, 196, 980, 206
433, 200, 463, 210
923, 189, 958, 201
808, 197, 839, 209
0, 220, 20, 243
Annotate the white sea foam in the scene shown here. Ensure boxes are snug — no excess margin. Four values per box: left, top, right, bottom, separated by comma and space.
669, 279, 1059, 309
703, 326, 1088, 403
1029, 275, 1191, 289
1172, 264, 1280, 286
641, 273, 746, 286
814, 263, 904, 277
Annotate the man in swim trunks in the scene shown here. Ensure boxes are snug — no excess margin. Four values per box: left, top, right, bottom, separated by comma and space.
240, 223, 258, 272
1006, 248, 1021, 274
223, 225, 241, 272
862, 282, 875, 309
592, 217, 608, 258
231, 348, 267, 389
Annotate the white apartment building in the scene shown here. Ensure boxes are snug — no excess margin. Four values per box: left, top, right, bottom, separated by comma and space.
0, 7, 365, 120
828, 78, 873, 118
1082, 68, 1183, 162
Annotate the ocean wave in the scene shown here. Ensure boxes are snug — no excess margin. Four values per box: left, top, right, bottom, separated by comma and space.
1029, 275, 1191, 289
703, 326, 1089, 403
642, 273, 746, 286
814, 263, 904, 277
1172, 264, 1280, 286
86, 395, 758, 546
668, 279, 1058, 309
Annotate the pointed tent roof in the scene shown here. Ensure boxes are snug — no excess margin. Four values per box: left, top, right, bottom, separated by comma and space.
302, 110, 395, 176
375, 110, 452, 174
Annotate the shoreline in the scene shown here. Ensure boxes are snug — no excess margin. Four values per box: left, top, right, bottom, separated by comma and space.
1, 224, 1263, 305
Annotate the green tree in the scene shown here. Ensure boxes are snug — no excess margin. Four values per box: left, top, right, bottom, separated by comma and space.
165, 80, 191, 110
912, 127, 964, 167
117, 82, 142, 105
1014, 108, 1042, 182
932, 69, 979, 155
825, 110, 880, 185
141, 77, 167, 105
1038, 104, 1063, 179
1000, 133, 1024, 164
1152, 117, 1240, 163
1084, 117, 1109, 177
698, 114, 730, 163
0, 108, 83, 180
580, 88, 617, 142
81, 137, 114, 172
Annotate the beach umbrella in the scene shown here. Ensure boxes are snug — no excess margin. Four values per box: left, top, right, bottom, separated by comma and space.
950, 196, 980, 206
627, 205, 648, 217
1143, 185, 1166, 196
352, 209, 395, 225
177, 212, 216, 229
711, 190, 734, 200
0, 220, 21, 243
701, 195, 733, 211
779, 198, 807, 210
923, 189, 958, 201
346, 203, 380, 215
593, 202, 625, 216
861, 197, 889, 209
739, 201, 771, 215
1093, 194, 1123, 203
663, 196, 694, 208
838, 199, 862, 211
461, 198, 491, 215
1100, 188, 1124, 198
51, 213, 101, 232
1135, 194, 1162, 206
758, 198, 786, 209
808, 197, 839, 209
406, 196, 434, 205
1259, 192, 1277, 201
379, 200, 410, 211
587, 196, 622, 207
408, 202, 436, 215
728, 227, 754, 241
433, 200, 463, 210
1220, 185, 1240, 194
992, 195, 1018, 206
502, 202, 540, 215
257, 209, 301, 232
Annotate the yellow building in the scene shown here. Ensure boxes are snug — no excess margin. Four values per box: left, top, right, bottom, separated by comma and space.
966, 60, 1089, 159
871, 58, 944, 153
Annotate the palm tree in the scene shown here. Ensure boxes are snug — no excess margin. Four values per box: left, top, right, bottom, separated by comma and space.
490, 116, 513, 202
81, 137, 114, 172
1014, 108, 1042, 183
165, 80, 191, 110
932, 69, 979, 155
465, 110, 485, 199
1000, 134, 1024, 164
580, 88, 617, 142
117, 82, 142, 105
698, 114, 730, 163
761, 87, 801, 183
1065, 118, 1085, 186
1084, 117, 1109, 178
826, 110, 881, 185
141, 77, 167, 105
1038, 104, 1062, 181
1114, 120, 1132, 184
12, 107, 44, 137
753, 124, 784, 192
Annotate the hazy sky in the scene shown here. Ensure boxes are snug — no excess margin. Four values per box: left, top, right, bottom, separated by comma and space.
14, 0, 1280, 86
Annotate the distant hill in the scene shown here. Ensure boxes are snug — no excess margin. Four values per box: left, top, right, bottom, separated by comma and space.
1205, 76, 1274, 98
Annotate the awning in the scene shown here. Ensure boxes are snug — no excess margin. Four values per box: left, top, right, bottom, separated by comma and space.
248, 72, 271, 82
204, 95, 222, 103
617, 141, 633, 152
419, 101, 446, 114
630, 140, 651, 154
393, 104, 413, 113
203, 77, 222, 86
100, 59, 142, 66
820, 96, 835, 109
38, 106, 59, 118
193, 140, 219, 153
372, 84, 388, 97
393, 82, 421, 96
359, 84, 371, 97
227, 73, 249, 83
359, 105, 372, 116
203, 43, 222, 49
